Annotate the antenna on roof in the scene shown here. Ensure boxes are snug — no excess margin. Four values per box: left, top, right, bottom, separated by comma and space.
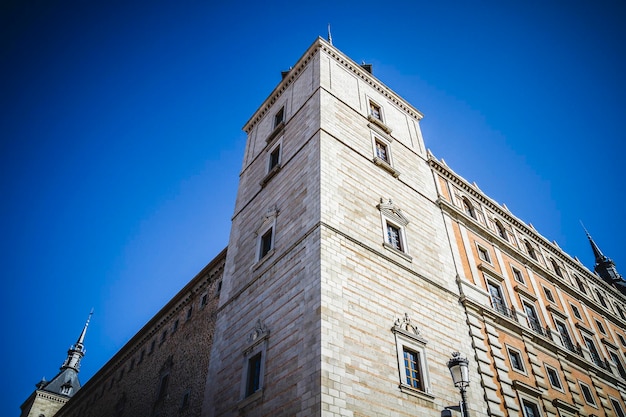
327, 23, 333, 45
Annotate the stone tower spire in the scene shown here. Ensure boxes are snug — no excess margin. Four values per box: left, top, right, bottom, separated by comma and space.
61, 309, 93, 371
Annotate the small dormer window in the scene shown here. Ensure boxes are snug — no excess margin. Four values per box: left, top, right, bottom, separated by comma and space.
61, 382, 73, 396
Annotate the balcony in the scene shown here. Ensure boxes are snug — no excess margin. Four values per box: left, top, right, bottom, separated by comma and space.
527, 317, 547, 337
491, 300, 518, 322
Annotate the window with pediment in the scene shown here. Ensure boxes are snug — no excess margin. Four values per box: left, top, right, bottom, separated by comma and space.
377, 198, 411, 260
392, 314, 432, 398
240, 319, 270, 403
255, 207, 278, 262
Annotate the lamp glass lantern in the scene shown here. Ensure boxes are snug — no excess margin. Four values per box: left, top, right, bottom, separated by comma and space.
447, 352, 470, 388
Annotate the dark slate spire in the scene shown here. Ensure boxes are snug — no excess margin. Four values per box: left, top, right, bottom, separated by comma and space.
40, 310, 93, 398
61, 309, 92, 372
585, 230, 626, 295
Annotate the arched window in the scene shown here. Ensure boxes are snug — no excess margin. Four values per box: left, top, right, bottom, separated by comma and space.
524, 240, 537, 260
574, 275, 587, 294
495, 220, 507, 241
462, 197, 476, 219
550, 258, 563, 278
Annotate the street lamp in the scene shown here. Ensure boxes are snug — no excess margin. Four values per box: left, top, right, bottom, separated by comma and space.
447, 352, 470, 417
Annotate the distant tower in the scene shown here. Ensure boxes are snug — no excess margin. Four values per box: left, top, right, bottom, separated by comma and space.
586, 231, 626, 294
20, 311, 93, 417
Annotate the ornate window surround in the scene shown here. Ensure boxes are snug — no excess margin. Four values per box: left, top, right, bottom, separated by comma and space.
391, 314, 433, 400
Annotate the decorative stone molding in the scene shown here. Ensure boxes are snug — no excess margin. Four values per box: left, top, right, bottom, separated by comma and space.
377, 198, 409, 226
392, 313, 422, 339
247, 319, 269, 347
254, 207, 279, 237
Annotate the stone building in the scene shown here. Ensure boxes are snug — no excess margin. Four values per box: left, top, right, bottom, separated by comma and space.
23, 37, 626, 417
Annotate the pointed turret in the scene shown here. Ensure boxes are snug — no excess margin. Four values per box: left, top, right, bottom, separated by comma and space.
585, 230, 626, 295
20, 310, 93, 417
60, 309, 92, 371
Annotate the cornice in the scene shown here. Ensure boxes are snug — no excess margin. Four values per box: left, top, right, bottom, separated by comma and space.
430, 156, 626, 304
243, 37, 424, 134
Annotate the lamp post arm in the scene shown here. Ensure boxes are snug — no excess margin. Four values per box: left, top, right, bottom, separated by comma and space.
460, 386, 469, 417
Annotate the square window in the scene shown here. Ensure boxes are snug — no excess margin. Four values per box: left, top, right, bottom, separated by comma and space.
543, 287, 555, 303
477, 245, 491, 263
512, 267, 525, 284
508, 347, 525, 372
521, 399, 541, 417
386, 223, 403, 252
571, 304, 582, 320
259, 228, 273, 259
369, 100, 382, 120
579, 381, 596, 406
274, 107, 284, 128
545, 365, 562, 390
618, 334, 626, 347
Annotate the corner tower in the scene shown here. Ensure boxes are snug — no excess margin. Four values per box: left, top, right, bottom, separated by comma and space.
203, 38, 475, 416
20, 311, 92, 417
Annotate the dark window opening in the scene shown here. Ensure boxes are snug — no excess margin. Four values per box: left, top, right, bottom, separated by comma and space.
246, 353, 262, 397
260, 228, 273, 259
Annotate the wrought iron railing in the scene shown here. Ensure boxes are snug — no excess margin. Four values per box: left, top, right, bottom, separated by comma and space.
491, 300, 518, 322
527, 317, 546, 337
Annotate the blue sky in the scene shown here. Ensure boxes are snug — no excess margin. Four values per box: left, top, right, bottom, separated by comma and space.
2, 1, 625, 414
